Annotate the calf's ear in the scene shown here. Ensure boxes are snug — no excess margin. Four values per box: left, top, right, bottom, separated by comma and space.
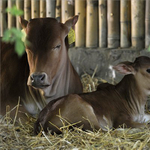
65, 15, 78, 30
113, 62, 135, 75
19, 17, 28, 29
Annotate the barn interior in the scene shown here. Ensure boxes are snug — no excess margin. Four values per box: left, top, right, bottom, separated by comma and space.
0, 0, 150, 149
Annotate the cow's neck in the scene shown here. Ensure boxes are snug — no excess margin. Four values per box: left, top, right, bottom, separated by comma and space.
44, 48, 78, 102
115, 75, 147, 114
52, 55, 74, 96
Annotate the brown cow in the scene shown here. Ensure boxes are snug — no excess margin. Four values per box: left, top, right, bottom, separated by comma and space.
34, 56, 150, 134
0, 16, 82, 118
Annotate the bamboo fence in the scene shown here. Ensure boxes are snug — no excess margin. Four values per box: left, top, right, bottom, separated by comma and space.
131, 0, 145, 49
24, 0, 31, 21
99, 0, 107, 48
0, 0, 150, 49
75, 0, 86, 47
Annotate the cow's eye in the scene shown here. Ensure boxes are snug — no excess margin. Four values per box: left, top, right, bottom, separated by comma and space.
146, 69, 150, 73
54, 45, 61, 50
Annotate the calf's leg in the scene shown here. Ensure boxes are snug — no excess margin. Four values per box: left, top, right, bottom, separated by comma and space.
34, 94, 100, 134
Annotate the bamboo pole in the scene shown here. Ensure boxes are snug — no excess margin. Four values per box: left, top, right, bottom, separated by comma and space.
61, 0, 74, 23
40, 0, 46, 18
46, 0, 56, 17
16, 0, 24, 29
8, 0, 16, 29
107, 0, 120, 48
86, 0, 98, 47
24, 0, 31, 21
120, 0, 131, 48
145, 0, 150, 48
31, 0, 39, 18
61, 0, 68, 23
75, 0, 86, 47
99, 0, 107, 48
55, 0, 61, 21
0, 0, 6, 36
131, 0, 145, 49
67, 0, 74, 18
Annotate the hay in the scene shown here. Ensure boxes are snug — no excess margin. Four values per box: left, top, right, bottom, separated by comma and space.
0, 74, 150, 150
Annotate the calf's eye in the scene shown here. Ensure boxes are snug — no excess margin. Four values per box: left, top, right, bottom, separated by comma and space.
146, 69, 150, 73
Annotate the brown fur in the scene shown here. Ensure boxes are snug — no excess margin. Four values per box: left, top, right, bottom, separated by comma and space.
34, 56, 150, 134
0, 16, 82, 119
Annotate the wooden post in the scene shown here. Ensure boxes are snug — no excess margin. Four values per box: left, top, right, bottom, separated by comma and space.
86, 0, 98, 47
61, 0, 68, 23
75, 0, 86, 47
0, 0, 6, 36
67, 0, 74, 18
131, 0, 145, 49
46, 0, 56, 17
31, 0, 39, 18
40, 0, 46, 18
145, 0, 150, 48
16, 0, 24, 29
55, 0, 61, 21
8, 0, 16, 29
120, 0, 131, 48
24, 0, 31, 21
107, 0, 120, 48
61, 0, 74, 23
99, 0, 107, 48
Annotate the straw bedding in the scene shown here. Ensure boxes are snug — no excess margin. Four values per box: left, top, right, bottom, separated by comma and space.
0, 73, 150, 150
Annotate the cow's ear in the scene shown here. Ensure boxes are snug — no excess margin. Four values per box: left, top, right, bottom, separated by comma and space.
65, 15, 78, 30
19, 17, 28, 29
113, 62, 135, 75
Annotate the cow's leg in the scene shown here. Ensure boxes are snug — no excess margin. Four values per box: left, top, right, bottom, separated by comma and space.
113, 114, 148, 129
125, 120, 147, 128
126, 114, 150, 128
34, 94, 100, 134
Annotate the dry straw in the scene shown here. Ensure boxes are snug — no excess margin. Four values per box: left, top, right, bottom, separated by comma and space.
0, 73, 150, 149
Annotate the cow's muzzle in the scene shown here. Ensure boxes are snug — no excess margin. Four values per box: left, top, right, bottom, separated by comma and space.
28, 72, 50, 89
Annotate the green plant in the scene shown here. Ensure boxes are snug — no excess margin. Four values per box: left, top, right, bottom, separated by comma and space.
2, 6, 25, 57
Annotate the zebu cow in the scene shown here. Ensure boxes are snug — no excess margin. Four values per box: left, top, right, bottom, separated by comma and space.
34, 56, 150, 134
0, 16, 82, 118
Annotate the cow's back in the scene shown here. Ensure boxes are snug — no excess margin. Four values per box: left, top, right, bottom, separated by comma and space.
0, 40, 29, 117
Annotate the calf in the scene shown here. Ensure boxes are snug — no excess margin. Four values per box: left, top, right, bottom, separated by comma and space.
0, 16, 82, 118
34, 56, 150, 134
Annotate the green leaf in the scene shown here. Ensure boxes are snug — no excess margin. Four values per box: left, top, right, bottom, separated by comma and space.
2, 30, 11, 42
15, 40, 25, 57
2, 5, 26, 57
11, 28, 24, 39
6, 6, 23, 16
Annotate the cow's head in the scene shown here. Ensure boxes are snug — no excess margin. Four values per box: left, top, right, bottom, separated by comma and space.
19, 16, 78, 97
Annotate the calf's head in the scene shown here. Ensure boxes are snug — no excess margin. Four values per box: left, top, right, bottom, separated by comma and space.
114, 56, 150, 95
19, 16, 78, 94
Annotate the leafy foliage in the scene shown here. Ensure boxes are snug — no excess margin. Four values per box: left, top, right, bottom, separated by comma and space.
6, 6, 23, 16
2, 6, 25, 57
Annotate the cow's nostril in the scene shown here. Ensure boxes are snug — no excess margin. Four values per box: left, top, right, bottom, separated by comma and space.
39, 74, 45, 81
29, 73, 49, 88
30, 74, 34, 83
30, 73, 46, 83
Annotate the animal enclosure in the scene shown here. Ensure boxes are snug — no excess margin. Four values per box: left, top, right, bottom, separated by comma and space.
0, 0, 150, 49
